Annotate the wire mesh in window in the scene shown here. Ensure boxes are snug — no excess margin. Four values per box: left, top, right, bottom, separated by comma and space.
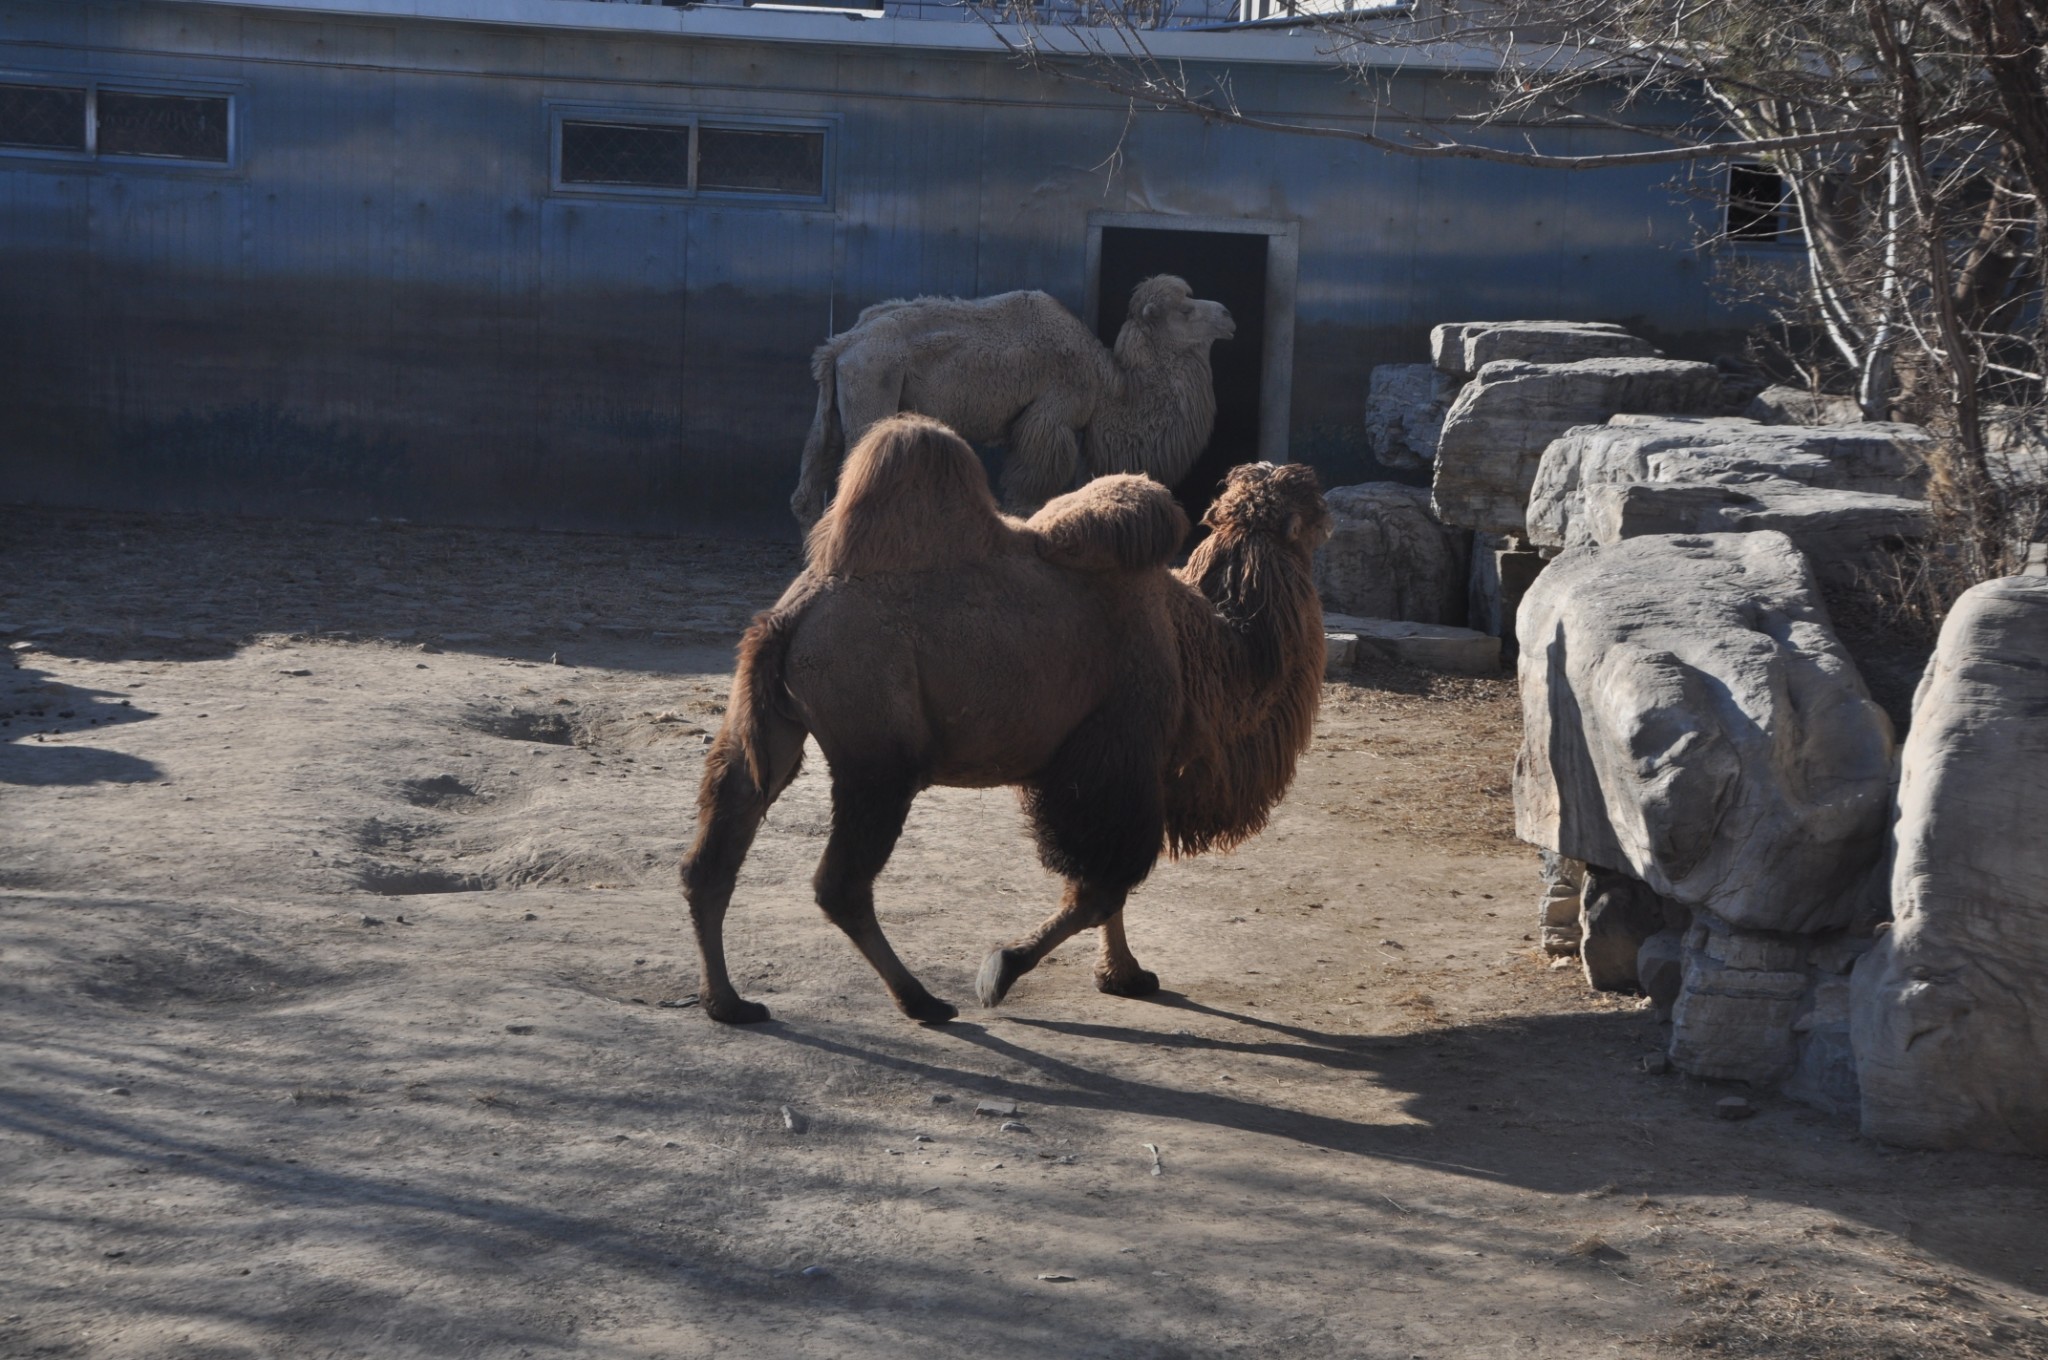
1727, 164, 1790, 242
561, 119, 694, 188
697, 127, 824, 196
0, 83, 87, 152
98, 90, 230, 161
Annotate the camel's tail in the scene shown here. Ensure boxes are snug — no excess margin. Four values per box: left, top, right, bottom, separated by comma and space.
720, 602, 805, 798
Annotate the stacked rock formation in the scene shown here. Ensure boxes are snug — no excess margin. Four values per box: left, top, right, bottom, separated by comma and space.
1515, 532, 1897, 1086
1368, 320, 2047, 1145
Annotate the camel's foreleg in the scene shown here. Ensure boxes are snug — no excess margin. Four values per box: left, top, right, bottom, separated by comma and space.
815, 764, 957, 1025
680, 716, 805, 1025
984, 704, 1166, 1007
1093, 910, 1160, 998
976, 878, 1135, 1008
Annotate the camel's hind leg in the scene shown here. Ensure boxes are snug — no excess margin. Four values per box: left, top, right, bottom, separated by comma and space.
680, 719, 806, 1025
815, 765, 957, 1025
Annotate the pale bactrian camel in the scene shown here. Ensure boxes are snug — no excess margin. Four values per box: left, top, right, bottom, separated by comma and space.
789, 275, 1235, 524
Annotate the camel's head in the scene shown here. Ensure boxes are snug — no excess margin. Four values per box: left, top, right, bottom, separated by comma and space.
1125, 275, 1235, 354
1202, 462, 1331, 553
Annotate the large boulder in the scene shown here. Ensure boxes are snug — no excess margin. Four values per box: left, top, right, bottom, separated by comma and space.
1572, 482, 1928, 588
1852, 575, 2048, 1152
1515, 531, 1895, 936
1431, 358, 1725, 536
1527, 415, 1931, 547
1527, 416, 1932, 590
1314, 483, 1471, 624
1364, 364, 1459, 471
1430, 321, 1657, 379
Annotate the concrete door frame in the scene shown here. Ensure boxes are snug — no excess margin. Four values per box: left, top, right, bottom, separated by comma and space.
1083, 211, 1299, 464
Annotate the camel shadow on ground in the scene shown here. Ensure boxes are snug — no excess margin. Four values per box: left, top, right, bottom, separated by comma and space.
757, 997, 2048, 1292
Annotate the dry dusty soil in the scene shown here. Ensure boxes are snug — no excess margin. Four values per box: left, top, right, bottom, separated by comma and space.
4, 505, 2048, 1360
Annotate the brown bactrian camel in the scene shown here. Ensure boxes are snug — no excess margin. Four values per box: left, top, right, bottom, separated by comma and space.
682, 413, 1329, 1025
789, 275, 1235, 526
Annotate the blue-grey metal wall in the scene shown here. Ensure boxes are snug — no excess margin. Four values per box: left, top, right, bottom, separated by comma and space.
0, 0, 1743, 533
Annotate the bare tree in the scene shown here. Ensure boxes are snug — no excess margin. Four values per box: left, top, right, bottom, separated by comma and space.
983, 0, 2048, 610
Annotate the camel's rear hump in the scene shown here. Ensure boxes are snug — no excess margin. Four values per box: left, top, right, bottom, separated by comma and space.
805, 414, 1017, 577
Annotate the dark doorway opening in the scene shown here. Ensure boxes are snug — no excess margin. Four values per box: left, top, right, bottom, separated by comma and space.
1096, 227, 1267, 524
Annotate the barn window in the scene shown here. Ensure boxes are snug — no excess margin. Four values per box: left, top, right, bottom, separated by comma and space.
0, 82, 233, 163
697, 126, 825, 196
560, 119, 695, 189
0, 83, 87, 152
1728, 164, 1792, 242
551, 108, 830, 203
96, 90, 231, 162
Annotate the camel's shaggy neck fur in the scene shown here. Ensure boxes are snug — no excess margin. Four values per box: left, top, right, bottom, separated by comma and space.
1163, 463, 1330, 857
1086, 308, 1220, 488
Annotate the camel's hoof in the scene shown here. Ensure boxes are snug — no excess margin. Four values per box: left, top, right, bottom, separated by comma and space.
703, 995, 772, 1025
901, 993, 958, 1026
1096, 966, 1160, 998
976, 947, 1028, 1008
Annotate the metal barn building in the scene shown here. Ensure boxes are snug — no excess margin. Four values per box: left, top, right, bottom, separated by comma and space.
0, 0, 1752, 534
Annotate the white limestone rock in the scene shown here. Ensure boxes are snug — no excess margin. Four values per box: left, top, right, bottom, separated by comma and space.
1527, 415, 1931, 549
1323, 630, 1359, 678
1579, 867, 1686, 992
1515, 532, 1895, 936
1670, 914, 1809, 1084
1429, 321, 1654, 379
1430, 357, 1725, 537
1315, 483, 1472, 625
1852, 575, 2048, 1153
1324, 613, 1500, 676
1573, 481, 1928, 588
1364, 364, 1459, 471
1746, 385, 1866, 427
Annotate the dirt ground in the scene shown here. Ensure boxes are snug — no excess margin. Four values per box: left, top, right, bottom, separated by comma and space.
4, 505, 2047, 1360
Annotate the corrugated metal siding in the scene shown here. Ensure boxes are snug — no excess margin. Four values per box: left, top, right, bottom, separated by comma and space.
0, 0, 1753, 532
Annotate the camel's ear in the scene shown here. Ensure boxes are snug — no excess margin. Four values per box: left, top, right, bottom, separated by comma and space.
1140, 300, 1159, 321
1285, 512, 1302, 541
